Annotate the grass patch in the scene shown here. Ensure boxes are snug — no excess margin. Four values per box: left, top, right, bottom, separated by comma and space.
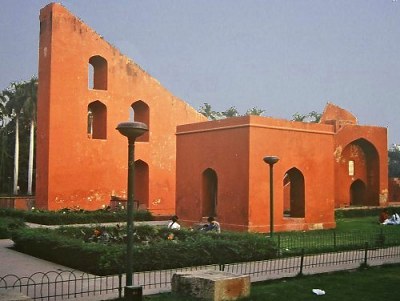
275, 216, 400, 255
145, 264, 400, 301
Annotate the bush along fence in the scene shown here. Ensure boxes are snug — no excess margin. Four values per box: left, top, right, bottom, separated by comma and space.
1, 244, 400, 300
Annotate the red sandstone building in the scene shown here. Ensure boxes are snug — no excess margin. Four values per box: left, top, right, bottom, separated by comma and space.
36, 3, 205, 215
36, 3, 388, 232
176, 104, 387, 232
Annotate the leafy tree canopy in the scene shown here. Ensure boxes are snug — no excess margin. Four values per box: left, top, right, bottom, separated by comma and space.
389, 144, 400, 178
292, 111, 321, 123
198, 103, 265, 120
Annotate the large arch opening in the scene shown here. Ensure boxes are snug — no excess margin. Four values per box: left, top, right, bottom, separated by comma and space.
202, 168, 218, 218
87, 101, 107, 139
341, 139, 380, 206
88, 55, 108, 90
134, 160, 149, 209
131, 100, 150, 142
350, 179, 366, 206
283, 167, 305, 218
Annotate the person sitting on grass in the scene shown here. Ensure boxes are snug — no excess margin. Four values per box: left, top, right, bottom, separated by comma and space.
382, 212, 400, 225
379, 208, 389, 224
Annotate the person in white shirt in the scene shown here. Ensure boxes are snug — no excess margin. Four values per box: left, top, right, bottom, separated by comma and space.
383, 213, 400, 225
167, 215, 181, 230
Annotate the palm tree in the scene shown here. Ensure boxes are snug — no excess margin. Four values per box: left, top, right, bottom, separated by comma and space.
0, 78, 38, 195
0, 103, 5, 127
3, 81, 28, 194
0, 98, 9, 193
308, 111, 322, 123
221, 106, 239, 118
199, 103, 221, 120
21, 77, 38, 195
292, 112, 307, 122
245, 107, 265, 116
292, 111, 322, 123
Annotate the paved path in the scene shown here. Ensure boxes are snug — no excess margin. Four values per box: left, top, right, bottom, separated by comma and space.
0, 221, 169, 301
0, 239, 73, 277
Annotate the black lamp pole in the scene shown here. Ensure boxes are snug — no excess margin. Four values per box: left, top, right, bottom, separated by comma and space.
116, 121, 148, 287
263, 156, 279, 238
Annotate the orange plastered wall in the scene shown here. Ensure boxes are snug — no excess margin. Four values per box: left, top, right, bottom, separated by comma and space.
176, 117, 251, 230
177, 116, 336, 232
36, 3, 205, 212
333, 125, 388, 208
248, 116, 336, 232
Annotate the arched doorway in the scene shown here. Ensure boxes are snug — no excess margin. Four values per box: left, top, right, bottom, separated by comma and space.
202, 168, 218, 217
341, 139, 380, 206
134, 160, 149, 209
283, 167, 305, 218
350, 179, 366, 206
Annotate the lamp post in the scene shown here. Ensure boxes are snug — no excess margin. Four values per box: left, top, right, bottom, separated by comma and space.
116, 121, 148, 288
263, 156, 279, 238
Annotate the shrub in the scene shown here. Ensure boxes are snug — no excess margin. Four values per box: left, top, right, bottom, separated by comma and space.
335, 207, 399, 219
0, 216, 25, 238
11, 226, 278, 275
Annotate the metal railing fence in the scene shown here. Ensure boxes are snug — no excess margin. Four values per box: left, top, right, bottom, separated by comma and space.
2, 244, 400, 300
274, 228, 400, 254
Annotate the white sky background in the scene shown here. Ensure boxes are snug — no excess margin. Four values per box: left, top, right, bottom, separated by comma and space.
0, 0, 399, 145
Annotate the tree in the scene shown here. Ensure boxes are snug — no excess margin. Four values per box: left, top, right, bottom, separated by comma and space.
308, 111, 322, 123
3, 83, 23, 194
0, 102, 5, 127
0, 98, 12, 194
221, 106, 239, 118
292, 112, 307, 122
21, 77, 38, 195
0, 77, 38, 195
245, 107, 265, 116
199, 103, 221, 120
292, 111, 321, 123
199, 103, 267, 119
389, 145, 400, 178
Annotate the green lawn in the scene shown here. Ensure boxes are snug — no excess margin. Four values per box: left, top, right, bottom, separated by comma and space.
145, 264, 400, 301
274, 216, 400, 255
336, 216, 381, 231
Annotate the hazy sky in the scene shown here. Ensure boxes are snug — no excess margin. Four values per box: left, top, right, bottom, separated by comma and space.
1, 0, 399, 145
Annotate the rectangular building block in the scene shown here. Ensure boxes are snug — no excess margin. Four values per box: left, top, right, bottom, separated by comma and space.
172, 270, 250, 301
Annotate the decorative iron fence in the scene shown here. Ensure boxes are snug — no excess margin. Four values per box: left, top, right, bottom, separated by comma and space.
0, 270, 123, 300
2, 245, 400, 300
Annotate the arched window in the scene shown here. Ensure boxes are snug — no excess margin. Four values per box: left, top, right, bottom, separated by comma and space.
87, 110, 93, 137
87, 101, 107, 139
283, 167, 305, 218
131, 100, 150, 142
202, 168, 218, 218
88, 55, 108, 90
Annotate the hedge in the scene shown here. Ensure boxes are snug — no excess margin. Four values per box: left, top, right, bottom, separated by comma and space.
0, 208, 153, 225
335, 207, 400, 218
11, 226, 278, 275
